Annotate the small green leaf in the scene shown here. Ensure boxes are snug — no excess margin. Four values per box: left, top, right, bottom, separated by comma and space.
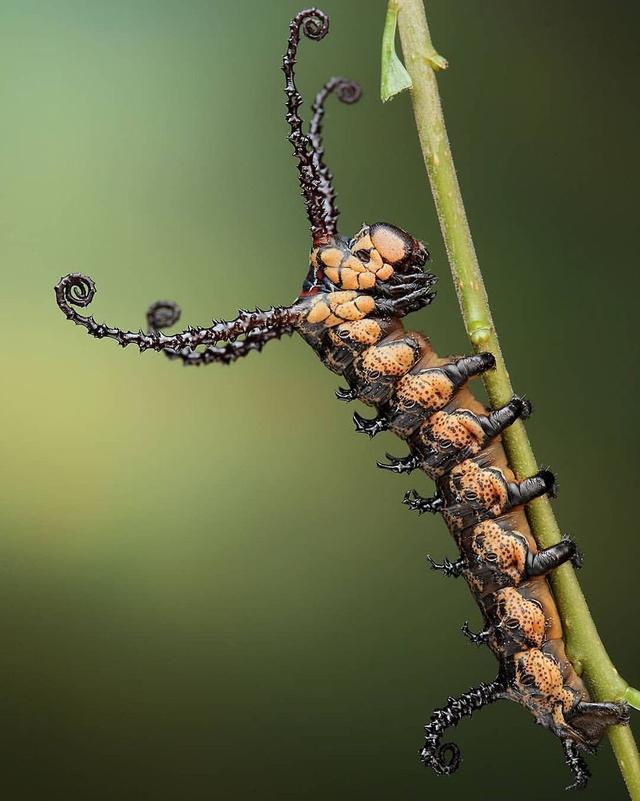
381, 3, 412, 103
625, 686, 640, 711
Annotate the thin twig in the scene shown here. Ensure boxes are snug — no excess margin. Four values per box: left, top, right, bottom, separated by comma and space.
389, 0, 640, 796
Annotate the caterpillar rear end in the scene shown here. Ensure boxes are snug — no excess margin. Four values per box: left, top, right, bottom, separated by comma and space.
54, 8, 630, 791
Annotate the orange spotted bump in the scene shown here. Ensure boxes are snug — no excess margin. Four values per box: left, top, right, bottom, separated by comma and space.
328, 318, 386, 348
321, 317, 402, 376
394, 369, 456, 414
385, 368, 460, 441
313, 241, 394, 291
359, 337, 420, 377
492, 587, 546, 652
512, 648, 578, 720
330, 320, 383, 345
305, 290, 375, 327
467, 520, 528, 588
444, 460, 509, 522
407, 408, 487, 471
346, 334, 424, 406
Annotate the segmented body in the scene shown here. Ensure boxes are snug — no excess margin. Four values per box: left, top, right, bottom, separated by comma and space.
290, 223, 627, 782
295, 279, 599, 757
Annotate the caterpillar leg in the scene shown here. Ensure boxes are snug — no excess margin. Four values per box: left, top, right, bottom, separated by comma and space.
335, 386, 358, 401
572, 700, 630, 724
566, 701, 630, 751
562, 739, 591, 791
403, 489, 444, 515
421, 679, 504, 775
461, 621, 491, 646
506, 469, 557, 508
353, 410, 388, 437
479, 395, 532, 440
376, 274, 435, 299
525, 538, 580, 577
426, 555, 466, 578
377, 452, 421, 474
441, 352, 496, 384
375, 284, 436, 317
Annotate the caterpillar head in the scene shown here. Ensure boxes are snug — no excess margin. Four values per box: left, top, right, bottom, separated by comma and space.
352, 223, 429, 274
303, 223, 430, 295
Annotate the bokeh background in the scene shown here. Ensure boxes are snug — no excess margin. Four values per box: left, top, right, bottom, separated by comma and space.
2, 1, 639, 799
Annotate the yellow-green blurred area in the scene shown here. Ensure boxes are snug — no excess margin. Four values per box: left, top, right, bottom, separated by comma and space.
2, 1, 639, 798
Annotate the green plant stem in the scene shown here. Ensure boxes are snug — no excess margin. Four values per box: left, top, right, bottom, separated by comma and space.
393, 0, 640, 796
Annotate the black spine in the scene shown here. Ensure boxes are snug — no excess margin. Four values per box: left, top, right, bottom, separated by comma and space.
308, 76, 361, 234
146, 300, 295, 366
421, 679, 504, 775
562, 739, 591, 791
55, 273, 299, 357
282, 9, 331, 244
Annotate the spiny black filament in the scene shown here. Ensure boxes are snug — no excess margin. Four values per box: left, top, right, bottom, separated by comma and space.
55, 273, 299, 363
562, 739, 591, 791
421, 679, 504, 775
282, 8, 361, 245
282, 8, 330, 243
309, 76, 362, 235
146, 300, 295, 366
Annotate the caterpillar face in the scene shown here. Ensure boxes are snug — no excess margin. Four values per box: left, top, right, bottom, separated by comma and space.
352, 222, 429, 273
303, 224, 429, 295
310, 238, 390, 292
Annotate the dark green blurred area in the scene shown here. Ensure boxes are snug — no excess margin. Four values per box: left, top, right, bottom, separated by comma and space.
2, 1, 639, 798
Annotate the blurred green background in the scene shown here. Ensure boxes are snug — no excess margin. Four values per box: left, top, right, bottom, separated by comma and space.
1, 1, 639, 798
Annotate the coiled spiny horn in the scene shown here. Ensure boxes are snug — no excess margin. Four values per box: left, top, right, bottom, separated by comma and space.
55, 273, 300, 360
282, 8, 332, 245
145, 299, 296, 366
309, 77, 362, 235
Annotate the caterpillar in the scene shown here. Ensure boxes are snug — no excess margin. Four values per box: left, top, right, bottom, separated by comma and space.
54, 7, 630, 791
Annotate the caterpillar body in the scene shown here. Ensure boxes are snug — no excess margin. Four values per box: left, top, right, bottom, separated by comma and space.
54, 7, 629, 792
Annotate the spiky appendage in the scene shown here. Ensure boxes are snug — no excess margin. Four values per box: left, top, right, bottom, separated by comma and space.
335, 386, 358, 401
146, 300, 295, 366
353, 410, 388, 437
479, 395, 532, 440
282, 8, 332, 244
562, 739, 591, 791
54, 274, 299, 360
309, 77, 361, 231
421, 679, 504, 775
403, 489, 444, 515
461, 621, 491, 646
524, 538, 580, 578
377, 452, 420, 474
506, 469, 557, 508
426, 555, 465, 577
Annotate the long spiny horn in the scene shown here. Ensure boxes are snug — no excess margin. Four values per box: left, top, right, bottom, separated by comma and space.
421, 679, 504, 775
309, 77, 362, 236
55, 273, 300, 358
282, 8, 332, 245
145, 300, 296, 366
